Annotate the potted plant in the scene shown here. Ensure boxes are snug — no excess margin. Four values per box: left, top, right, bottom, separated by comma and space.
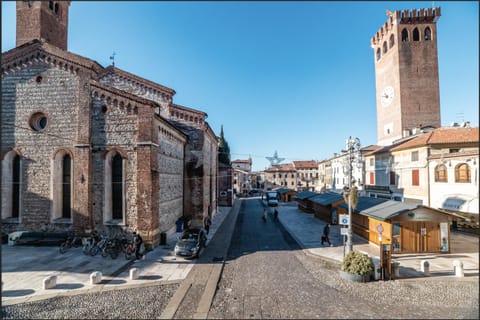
339, 251, 374, 282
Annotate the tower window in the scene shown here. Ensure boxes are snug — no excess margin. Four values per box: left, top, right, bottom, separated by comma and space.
49, 1, 54, 10
389, 34, 395, 48
413, 28, 420, 41
376, 48, 381, 60
424, 27, 431, 41
401, 29, 409, 42
383, 41, 388, 54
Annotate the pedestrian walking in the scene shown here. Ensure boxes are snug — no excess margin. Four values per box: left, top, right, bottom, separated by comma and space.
274, 208, 278, 221
203, 215, 212, 235
133, 231, 143, 259
321, 223, 332, 246
262, 209, 267, 222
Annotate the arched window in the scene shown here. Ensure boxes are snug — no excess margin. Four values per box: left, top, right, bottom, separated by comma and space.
424, 27, 431, 41
383, 41, 388, 54
434, 164, 448, 182
112, 154, 123, 220
62, 155, 71, 218
1, 151, 22, 220
104, 151, 125, 223
455, 163, 471, 183
389, 34, 395, 48
401, 28, 409, 42
413, 28, 420, 41
376, 48, 381, 60
52, 150, 72, 221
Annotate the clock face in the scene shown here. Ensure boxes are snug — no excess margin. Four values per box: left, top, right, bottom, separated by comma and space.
381, 85, 394, 107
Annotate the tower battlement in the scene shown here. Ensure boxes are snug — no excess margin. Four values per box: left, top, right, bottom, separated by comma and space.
371, 7, 441, 46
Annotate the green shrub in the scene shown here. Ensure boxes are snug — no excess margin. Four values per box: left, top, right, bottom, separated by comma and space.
341, 251, 374, 276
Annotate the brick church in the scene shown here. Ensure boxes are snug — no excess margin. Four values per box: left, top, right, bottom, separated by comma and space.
1, 1, 218, 247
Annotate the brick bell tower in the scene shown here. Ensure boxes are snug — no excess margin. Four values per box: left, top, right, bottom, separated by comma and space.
371, 8, 442, 146
16, 0, 71, 50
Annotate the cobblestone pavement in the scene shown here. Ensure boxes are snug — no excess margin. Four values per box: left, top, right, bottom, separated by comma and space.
2, 283, 179, 319
208, 199, 479, 319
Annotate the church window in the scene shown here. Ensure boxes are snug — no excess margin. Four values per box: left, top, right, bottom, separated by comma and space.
54, 3, 59, 14
104, 151, 125, 223
434, 164, 447, 182
376, 48, 381, 60
29, 112, 48, 131
52, 150, 73, 221
424, 27, 431, 41
383, 41, 387, 54
401, 28, 409, 42
49, 1, 54, 10
2, 151, 22, 220
62, 155, 72, 218
389, 34, 395, 48
413, 28, 420, 41
455, 163, 471, 183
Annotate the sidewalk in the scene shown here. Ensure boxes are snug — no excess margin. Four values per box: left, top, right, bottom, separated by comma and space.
274, 201, 479, 281
1, 206, 232, 306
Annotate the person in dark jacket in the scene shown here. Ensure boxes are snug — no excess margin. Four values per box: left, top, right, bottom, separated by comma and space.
133, 231, 143, 259
321, 223, 332, 246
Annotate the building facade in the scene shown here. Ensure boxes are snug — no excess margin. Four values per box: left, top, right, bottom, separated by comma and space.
1, 1, 218, 246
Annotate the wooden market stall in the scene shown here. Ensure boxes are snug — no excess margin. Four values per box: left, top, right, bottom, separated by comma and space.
337, 197, 455, 253
294, 191, 319, 213
309, 192, 344, 225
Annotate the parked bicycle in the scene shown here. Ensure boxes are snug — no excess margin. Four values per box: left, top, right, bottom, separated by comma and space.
59, 232, 82, 254
82, 231, 100, 255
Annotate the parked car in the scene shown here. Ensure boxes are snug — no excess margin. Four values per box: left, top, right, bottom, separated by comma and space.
174, 228, 207, 259
8, 231, 68, 246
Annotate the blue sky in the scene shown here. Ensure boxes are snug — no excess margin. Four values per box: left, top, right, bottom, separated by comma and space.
2, 1, 478, 171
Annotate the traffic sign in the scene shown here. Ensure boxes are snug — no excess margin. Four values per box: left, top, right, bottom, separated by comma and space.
376, 224, 384, 233
340, 227, 348, 235
339, 214, 349, 225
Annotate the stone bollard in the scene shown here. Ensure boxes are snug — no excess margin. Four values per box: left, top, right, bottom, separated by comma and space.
391, 261, 400, 279
90, 271, 102, 284
453, 260, 464, 277
43, 275, 57, 289
420, 260, 430, 276
129, 268, 140, 280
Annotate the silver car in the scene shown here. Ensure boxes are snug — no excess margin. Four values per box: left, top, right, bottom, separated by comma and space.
174, 228, 207, 259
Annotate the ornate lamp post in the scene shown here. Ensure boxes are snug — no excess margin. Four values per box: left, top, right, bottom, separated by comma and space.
343, 136, 363, 254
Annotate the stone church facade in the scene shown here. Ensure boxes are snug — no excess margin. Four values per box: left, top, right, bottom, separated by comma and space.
1, 1, 218, 247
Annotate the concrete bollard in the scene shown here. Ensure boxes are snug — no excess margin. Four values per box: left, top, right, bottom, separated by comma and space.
43, 275, 57, 289
453, 260, 464, 277
420, 260, 430, 276
391, 261, 400, 279
129, 268, 140, 280
90, 271, 102, 284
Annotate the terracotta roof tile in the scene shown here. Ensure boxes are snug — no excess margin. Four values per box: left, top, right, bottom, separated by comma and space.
392, 127, 479, 151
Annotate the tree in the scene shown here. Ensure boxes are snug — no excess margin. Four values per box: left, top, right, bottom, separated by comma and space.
218, 125, 231, 165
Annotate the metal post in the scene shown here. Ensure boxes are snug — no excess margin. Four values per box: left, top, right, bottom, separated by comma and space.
346, 145, 353, 254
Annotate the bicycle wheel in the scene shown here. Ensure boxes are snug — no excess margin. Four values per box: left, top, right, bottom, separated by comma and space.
125, 246, 134, 260
59, 242, 69, 254
90, 245, 99, 256
72, 238, 80, 248
101, 247, 108, 258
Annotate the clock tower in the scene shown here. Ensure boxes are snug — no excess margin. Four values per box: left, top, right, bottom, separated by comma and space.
371, 8, 441, 146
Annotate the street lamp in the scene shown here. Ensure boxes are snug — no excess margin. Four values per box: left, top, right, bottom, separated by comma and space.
343, 136, 362, 254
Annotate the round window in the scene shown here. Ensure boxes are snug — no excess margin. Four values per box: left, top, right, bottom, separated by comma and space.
29, 112, 48, 131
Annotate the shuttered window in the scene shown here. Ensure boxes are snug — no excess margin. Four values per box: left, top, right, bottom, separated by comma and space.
455, 163, 471, 183
412, 169, 419, 186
